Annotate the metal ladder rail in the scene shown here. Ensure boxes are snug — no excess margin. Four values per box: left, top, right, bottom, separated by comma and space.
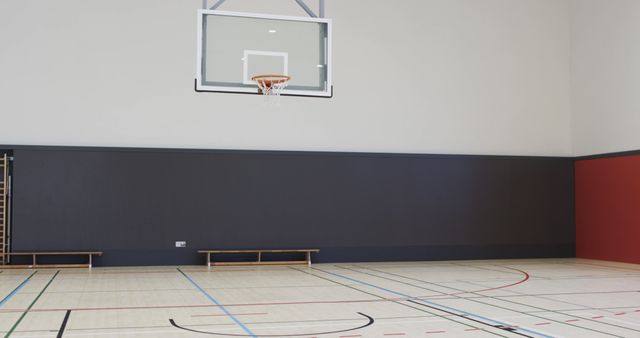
0, 154, 7, 265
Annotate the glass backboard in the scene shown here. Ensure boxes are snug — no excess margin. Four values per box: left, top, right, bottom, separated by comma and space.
196, 10, 332, 97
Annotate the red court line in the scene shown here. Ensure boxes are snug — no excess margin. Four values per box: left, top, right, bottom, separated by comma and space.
426, 330, 446, 333
187, 270, 255, 273
191, 312, 267, 317
60, 270, 180, 275
383, 334, 405, 336
0, 296, 415, 313
0, 299, 385, 313
353, 264, 530, 298
59, 269, 259, 275
443, 266, 529, 297
0, 266, 531, 314
534, 322, 551, 326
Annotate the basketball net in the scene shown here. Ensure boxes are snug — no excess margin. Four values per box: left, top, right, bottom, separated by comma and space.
251, 74, 290, 103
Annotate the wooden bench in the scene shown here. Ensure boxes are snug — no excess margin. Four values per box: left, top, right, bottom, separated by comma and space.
0, 251, 103, 269
198, 249, 319, 267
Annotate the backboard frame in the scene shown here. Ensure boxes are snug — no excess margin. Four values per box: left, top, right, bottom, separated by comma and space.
195, 10, 333, 98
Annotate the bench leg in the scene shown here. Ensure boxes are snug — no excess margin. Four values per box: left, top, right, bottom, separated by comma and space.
89, 254, 92, 269
32, 254, 36, 267
306, 251, 311, 267
258, 252, 262, 263
206, 253, 211, 267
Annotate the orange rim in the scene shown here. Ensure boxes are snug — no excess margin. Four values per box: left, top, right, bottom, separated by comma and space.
251, 74, 291, 84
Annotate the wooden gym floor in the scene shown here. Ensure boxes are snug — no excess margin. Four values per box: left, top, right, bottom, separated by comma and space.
1, 258, 640, 337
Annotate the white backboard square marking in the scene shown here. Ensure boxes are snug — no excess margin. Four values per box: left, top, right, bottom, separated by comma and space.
242, 50, 289, 85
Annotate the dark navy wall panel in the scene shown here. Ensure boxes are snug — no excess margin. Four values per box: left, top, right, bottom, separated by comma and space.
9, 147, 575, 266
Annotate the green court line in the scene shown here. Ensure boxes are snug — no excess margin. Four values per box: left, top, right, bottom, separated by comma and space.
4, 271, 59, 338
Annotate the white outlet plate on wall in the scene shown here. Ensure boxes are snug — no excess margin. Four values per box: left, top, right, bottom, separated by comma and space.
175, 241, 187, 248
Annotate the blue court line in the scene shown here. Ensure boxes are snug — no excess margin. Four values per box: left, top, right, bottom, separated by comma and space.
176, 268, 257, 337
0, 271, 38, 308
315, 267, 555, 338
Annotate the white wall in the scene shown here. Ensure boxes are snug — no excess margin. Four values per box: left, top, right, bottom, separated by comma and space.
571, 0, 640, 156
0, 0, 572, 156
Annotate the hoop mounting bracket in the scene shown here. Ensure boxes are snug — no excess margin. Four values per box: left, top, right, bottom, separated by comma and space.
202, 0, 325, 18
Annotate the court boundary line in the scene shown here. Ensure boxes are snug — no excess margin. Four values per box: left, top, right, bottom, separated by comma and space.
312, 266, 556, 338
9, 314, 434, 335
57, 310, 71, 338
176, 268, 257, 337
170, 312, 374, 337
0, 264, 531, 315
351, 265, 631, 337
288, 267, 506, 337
0, 271, 37, 308
4, 270, 59, 338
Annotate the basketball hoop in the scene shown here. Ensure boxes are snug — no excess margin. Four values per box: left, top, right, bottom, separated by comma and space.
251, 74, 291, 97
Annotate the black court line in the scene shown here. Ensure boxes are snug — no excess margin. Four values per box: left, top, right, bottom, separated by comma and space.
170, 312, 373, 337
13, 315, 434, 335
318, 266, 555, 338
505, 275, 640, 281
0, 271, 38, 308
490, 297, 640, 334
352, 265, 622, 335
448, 262, 550, 279
290, 267, 508, 338
504, 260, 640, 273
5, 270, 60, 338
173, 268, 376, 337
459, 278, 618, 314
559, 305, 640, 312
457, 278, 640, 332
573, 262, 640, 272
322, 266, 531, 337
523, 307, 640, 314
327, 266, 531, 338
489, 290, 640, 297
17, 288, 196, 294
2, 290, 637, 315
353, 265, 629, 337
57, 310, 71, 338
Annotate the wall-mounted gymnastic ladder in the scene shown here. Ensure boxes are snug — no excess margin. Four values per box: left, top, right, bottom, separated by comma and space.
0, 154, 8, 265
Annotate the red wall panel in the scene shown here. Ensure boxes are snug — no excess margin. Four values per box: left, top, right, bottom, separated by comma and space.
575, 155, 640, 264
